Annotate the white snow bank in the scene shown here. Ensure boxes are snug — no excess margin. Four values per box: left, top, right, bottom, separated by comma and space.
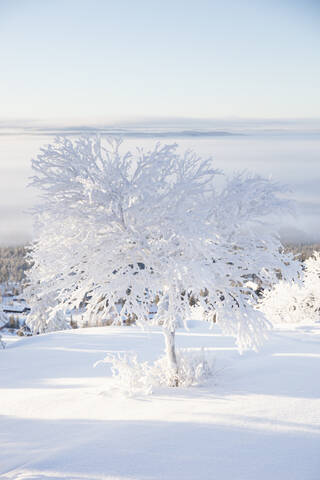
0, 324, 320, 480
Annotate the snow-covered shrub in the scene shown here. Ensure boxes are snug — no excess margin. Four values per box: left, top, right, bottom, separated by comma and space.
259, 280, 304, 324
260, 252, 320, 324
96, 349, 215, 396
96, 352, 154, 396
27, 136, 300, 385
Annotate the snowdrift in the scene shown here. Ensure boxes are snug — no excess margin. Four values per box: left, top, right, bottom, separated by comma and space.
1, 324, 320, 480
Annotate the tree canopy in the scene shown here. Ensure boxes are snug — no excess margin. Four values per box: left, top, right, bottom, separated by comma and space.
27, 137, 299, 356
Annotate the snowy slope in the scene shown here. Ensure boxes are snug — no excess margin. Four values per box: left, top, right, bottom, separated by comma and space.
0, 323, 319, 480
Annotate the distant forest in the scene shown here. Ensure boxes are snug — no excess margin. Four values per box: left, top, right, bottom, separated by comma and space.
0, 243, 320, 284
284, 243, 320, 262
0, 246, 32, 284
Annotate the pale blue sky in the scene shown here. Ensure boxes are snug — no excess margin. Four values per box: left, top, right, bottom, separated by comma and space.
0, 0, 319, 123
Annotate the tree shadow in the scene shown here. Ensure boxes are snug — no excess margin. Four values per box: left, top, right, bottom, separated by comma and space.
0, 415, 319, 480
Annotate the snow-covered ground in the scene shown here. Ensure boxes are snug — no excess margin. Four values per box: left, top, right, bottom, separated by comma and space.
1, 323, 319, 480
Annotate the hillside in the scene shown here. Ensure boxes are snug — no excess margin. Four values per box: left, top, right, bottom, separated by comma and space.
1, 323, 319, 480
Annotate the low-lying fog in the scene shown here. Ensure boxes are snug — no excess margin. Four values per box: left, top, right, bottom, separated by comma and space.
0, 129, 319, 245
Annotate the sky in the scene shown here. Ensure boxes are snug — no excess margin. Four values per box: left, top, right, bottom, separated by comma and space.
0, 0, 319, 124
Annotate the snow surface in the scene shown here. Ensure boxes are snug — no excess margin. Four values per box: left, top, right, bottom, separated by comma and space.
1, 323, 320, 480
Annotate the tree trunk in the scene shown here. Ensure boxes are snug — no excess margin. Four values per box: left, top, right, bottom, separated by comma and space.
163, 327, 179, 386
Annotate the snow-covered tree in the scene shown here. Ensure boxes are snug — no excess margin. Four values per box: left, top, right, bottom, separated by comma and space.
259, 280, 303, 324
0, 307, 8, 348
302, 252, 320, 317
27, 136, 299, 384
260, 251, 320, 324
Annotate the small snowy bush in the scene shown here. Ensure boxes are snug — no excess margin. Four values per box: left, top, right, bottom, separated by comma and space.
260, 252, 320, 324
96, 349, 215, 396
259, 280, 304, 324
